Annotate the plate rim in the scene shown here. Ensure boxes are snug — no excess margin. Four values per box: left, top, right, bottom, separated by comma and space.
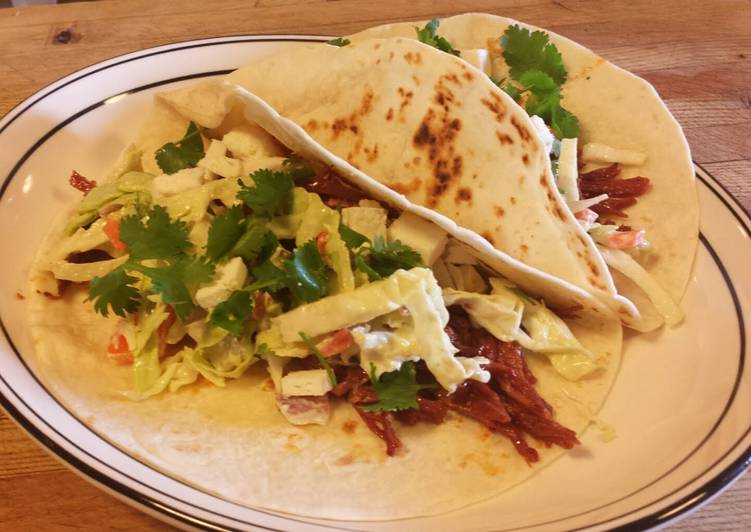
0, 35, 749, 532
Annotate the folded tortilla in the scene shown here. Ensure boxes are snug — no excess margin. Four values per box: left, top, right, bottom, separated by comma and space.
205, 15, 698, 331
26, 84, 623, 520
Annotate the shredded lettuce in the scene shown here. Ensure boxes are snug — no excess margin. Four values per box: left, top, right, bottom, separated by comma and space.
292, 189, 354, 293
132, 304, 170, 394
599, 246, 683, 327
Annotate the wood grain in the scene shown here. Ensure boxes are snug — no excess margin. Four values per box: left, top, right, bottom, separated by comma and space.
0, 0, 749, 530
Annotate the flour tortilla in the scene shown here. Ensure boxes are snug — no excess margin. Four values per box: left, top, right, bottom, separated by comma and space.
26, 85, 624, 520
348, 14, 699, 331
214, 35, 638, 322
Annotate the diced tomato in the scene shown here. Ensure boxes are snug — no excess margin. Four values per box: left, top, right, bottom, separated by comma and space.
107, 333, 130, 353
606, 229, 646, 249
69, 170, 96, 194
107, 333, 133, 365
316, 231, 329, 255
575, 208, 598, 225
103, 218, 127, 252
320, 329, 355, 356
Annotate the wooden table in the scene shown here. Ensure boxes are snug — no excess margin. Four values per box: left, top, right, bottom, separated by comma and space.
1, 0, 749, 529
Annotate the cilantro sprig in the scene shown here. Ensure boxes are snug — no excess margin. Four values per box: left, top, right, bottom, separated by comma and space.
500, 25, 579, 138
155, 122, 205, 174
87, 205, 214, 320
415, 17, 460, 56
210, 290, 254, 336
340, 224, 423, 280
326, 37, 351, 47
238, 168, 296, 218
360, 362, 435, 412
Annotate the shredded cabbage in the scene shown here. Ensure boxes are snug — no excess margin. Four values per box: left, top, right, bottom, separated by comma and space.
599, 246, 684, 327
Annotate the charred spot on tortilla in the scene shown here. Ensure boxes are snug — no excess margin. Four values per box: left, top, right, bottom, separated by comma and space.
389, 177, 422, 195
496, 131, 514, 145
494, 206, 505, 217
455, 187, 472, 204
403, 51, 422, 65
480, 231, 495, 245
481, 97, 506, 123
386, 108, 394, 121
511, 115, 533, 145
364, 143, 380, 163
411, 74, 420, 86
373, 42, 381, 50
305, 119, 318, 132
462, 70, 474, 81
342, 420, 358, 435
510, 196, 517, 205
398, 87, 414, 111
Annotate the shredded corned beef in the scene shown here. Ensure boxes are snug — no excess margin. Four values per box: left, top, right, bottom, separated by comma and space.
317, 308, 578, 460
303, 171, 368, 207
578, 163, 650, 218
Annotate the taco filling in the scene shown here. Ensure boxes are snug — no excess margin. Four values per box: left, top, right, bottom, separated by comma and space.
33, 122, 598, 460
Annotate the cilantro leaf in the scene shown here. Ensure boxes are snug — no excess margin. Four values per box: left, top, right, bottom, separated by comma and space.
232, 223, 278, 264
503, 83, 523, 102
501, 25, 566, 85
338, 223, 369, 249
367, 237, 423, 278
360, 362, 434, 412
326, 37, 351, 47
518, 70, 558, 95
525, 90, 579, 139
210, 290, 253, 336
237, 168, 295, 218
155, 122, 205, 174
284, 240, 329, 302
206, 205, 245, 261
88, 266, 140, 317
128, 256, 214, 320
415, 17, 460, 56
249, 261, 287, 293
499, 25, 579, 139
119, 205, 190, 260
299, 332, 337, 386
354, 253, 382, 281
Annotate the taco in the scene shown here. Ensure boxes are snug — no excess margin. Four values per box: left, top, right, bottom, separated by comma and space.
27, 83, 622, 519
218, 14, 698, 332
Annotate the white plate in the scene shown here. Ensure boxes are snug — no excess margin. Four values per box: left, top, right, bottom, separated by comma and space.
0, 36, 749, 531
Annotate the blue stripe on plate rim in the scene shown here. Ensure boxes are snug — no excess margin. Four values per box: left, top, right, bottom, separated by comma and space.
0, 36, 748, 531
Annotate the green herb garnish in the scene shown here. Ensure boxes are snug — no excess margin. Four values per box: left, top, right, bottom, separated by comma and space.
155, 122, 204, 174
299, 332, 337, 386
415, 17, 460, 56
360, 362, 434, 412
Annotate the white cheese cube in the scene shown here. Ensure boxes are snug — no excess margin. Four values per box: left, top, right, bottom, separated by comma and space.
195, 257, 248, 309
342, 206, 387, 242
215, 256, 248, 291
529, 115, 555, 155
195, 284, 232, 310
281, 369, 333, 396
387, 212, 448, 266
197, 140, 243, 178
581, 143, 647, 166
459, 48, 492, 75
152, 167, 205, 197
222, 125, 283, 159
557, 138, 579, 203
